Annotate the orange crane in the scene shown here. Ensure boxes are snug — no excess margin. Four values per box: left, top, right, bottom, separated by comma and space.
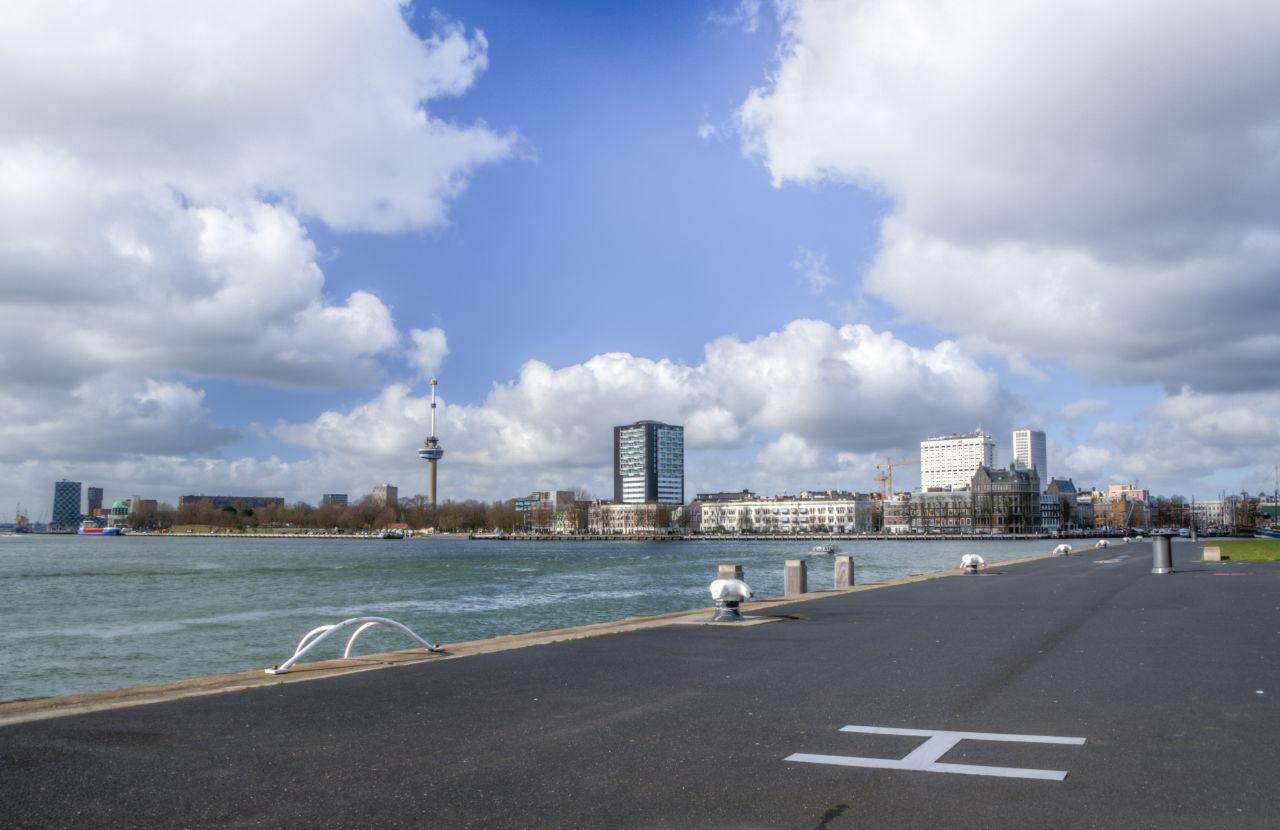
874, 458, 919, 502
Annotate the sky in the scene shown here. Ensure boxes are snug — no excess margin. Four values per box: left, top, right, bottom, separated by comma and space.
3, 0, 1280, 520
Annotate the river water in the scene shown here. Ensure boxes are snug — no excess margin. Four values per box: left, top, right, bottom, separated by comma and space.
0, 533, 1062, 702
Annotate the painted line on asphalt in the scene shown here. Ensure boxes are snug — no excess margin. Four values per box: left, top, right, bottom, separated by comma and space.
785, 725, 1086, 782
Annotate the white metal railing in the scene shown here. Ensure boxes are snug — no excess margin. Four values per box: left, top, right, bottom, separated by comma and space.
265, 616, 445, 675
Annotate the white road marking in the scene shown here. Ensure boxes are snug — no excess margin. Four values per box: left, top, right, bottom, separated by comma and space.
785, 725, 1086, 781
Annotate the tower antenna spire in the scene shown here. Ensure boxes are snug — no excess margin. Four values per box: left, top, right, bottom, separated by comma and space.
418, 378, 444, 509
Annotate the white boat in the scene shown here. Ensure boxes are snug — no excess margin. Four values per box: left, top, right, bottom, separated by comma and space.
812, 544, 838, 554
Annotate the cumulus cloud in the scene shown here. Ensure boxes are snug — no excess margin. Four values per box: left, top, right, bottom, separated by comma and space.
1055, 388, 1280, 492
0, 2, 513, 503
1061, 399, 1112, 422
407, 328, 450, 379
272, 319, 1005, 497
0, 378, 236, 464
740, 0, 1280, 393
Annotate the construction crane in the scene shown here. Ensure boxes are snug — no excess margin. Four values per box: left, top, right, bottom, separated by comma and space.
874, 458, 919, 502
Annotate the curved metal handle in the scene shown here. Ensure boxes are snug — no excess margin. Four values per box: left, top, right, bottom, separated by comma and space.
266, 616, 444, 675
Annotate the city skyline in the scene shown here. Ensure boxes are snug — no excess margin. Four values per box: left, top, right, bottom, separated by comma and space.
3, 2, 1280, 516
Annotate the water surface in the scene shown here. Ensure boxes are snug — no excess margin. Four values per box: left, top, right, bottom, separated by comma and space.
0, 534, 1061, 701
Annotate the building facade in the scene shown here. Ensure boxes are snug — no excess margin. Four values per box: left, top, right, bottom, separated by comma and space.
1107, 483, 1149, 502
588, 502, 677, 535
1012, 428, 1047, 487
613, 421, 684, 505
907, 491, 975, 534
178, 495, 286, 510
691, 492, 876, 535
971, 465, 1041, 534
372, 484, 398, 507
51, 480, 82, 529
516, 491, 584, 534
920, 432, 996, 491
321, 494, 348, 507
86, 486, 104, 515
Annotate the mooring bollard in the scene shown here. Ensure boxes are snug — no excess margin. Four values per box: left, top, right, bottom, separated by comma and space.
718, 564, 745, 583
784, 559, 808, 597
1152, 533, 1174, 574
834, 555, 854, 588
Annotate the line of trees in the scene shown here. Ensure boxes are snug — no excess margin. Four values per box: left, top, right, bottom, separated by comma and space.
152, 497, 525, 533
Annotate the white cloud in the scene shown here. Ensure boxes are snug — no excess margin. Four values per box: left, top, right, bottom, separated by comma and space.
1056, 388, 1280, 493
739, 0, 1280, 393
407, 328, 450, 379
271, 319, 1005, 499
0, 2, 513, 498
0, 377, 235, 464
1060, 399, 1111, 422
708, 0, 763, 34
792, 248, 834, 294
757, 433, 820, 472
0, 2, 511, 391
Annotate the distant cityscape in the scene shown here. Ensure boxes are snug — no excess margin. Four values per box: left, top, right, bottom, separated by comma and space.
14, 420, 1278, 536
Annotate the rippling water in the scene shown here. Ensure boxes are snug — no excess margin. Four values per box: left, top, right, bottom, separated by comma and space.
0, 533, 1061, 702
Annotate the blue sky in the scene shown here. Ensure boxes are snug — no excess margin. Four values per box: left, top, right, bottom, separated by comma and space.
3, 1, 1280, 518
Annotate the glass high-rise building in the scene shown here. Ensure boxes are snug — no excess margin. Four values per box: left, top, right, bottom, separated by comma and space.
86, 486, 104, 514
51, 479, 82, 529
613, 421, 684, 505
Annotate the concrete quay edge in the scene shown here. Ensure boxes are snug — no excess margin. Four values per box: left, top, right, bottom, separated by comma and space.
0, 545, 1087, 728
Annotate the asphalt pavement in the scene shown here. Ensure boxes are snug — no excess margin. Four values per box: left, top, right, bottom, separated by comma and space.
2, 540, 1277, 828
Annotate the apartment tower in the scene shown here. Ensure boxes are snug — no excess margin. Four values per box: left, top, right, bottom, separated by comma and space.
613, 421, 684, 504
919, 432, 996, 491
1012, 428, 1047, 487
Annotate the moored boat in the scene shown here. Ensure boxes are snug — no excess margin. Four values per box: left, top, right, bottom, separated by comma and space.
79, 520, 123, 536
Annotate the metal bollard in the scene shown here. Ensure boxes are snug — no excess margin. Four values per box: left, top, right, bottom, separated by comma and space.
834, 555, 855, 589
1152, 534, 1174, 574
784, 559, 808, 597
718, 564, 744, 582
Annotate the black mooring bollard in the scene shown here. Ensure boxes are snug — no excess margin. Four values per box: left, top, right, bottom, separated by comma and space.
1152, 533, 1174, 574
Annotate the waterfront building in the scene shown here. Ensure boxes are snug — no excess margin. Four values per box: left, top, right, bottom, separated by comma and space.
907, 491, 975, 534
51, 480, 82, 530
321, 493, 348, 507
86, 486, 103, 515
694, 490, 756, 503
1040, 494, 1062, 534
1046, 478, 1085, 530
1012, 429, 1047, 488
613, 420, 684, 505
882, 494, 913, 534
971, 465, 1041, 534
1074, 492, 1097, 529
107, 499, 131, 529
1189, 497, 1259, 531
1107, 483, 1148, 502
691, 492, 876, 535
372, 484, 398, 507
177, 495, 286, 510
920, 432, 996, 491
589, 501, 677, 535
516, 491, 584, 534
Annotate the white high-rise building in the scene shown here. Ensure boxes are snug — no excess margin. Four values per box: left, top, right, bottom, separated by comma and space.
920, 432, 996, 491
1012, 428, 1047, 487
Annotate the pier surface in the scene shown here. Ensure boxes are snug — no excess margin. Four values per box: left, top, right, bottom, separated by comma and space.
2, 541, 1276, 828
